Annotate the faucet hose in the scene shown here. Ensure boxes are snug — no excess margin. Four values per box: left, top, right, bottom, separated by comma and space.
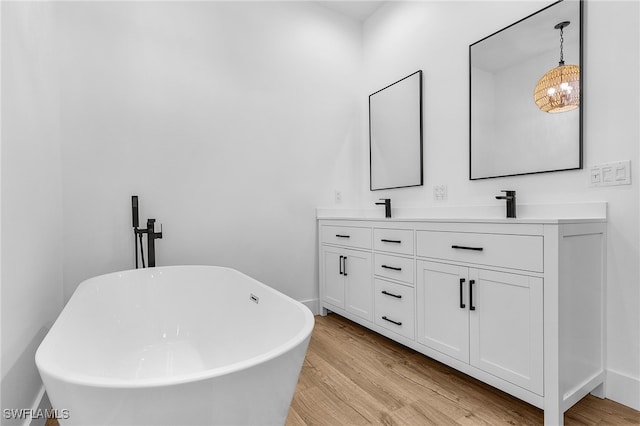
138, 231, 146, 268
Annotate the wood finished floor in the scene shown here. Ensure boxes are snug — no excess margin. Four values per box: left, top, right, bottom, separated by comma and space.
45, 313, 639, 425
285, 314, 640, 426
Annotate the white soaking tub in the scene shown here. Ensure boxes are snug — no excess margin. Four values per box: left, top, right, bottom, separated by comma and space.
35, 265, 314, 426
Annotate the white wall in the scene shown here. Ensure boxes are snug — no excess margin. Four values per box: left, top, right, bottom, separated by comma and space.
1, 1, 362, 418
54, 1, 362, 304
1, 1, 64, 422
362, 0, 639, 409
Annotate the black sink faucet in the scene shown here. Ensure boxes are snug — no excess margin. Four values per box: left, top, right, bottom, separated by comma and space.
376, 198, 392, 218
495, 190, 516, 218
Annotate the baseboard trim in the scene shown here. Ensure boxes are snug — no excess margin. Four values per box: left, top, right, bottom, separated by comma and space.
606, 369, 640, 411
300, 298, 320, 315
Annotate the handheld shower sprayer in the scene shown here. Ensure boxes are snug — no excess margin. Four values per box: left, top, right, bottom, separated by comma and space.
131, 196, 145, 268
132, 195, 139, 228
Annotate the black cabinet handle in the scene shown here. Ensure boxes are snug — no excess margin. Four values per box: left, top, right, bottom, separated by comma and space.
381, 290, 402, 299
339, 255, 343, 275
469, 279, 476, 311
380, 239, 402, 244
452, 245, 483, 251
336, 234, 350, 238
382, 316, 402, 326
459, 278, 466, 309
343, 256, 347, 276
381, 265, 402, 271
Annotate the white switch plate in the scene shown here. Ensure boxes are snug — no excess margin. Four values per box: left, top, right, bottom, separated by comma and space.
589, 161, 631, 187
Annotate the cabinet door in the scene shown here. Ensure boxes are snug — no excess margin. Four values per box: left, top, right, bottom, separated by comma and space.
469, 269, 543, 395
416, 261, 469, 363
344, 249, 373, 321
322, 247, 345, 309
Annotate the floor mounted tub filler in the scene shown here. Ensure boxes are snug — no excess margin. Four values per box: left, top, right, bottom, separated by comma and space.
36, 266, 315, 425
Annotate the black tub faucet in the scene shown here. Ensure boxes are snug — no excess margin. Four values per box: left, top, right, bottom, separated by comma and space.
146, 218, 163, 267
131, 196, 163, 268
495, 190, 516, 218
376, 198, 392, 218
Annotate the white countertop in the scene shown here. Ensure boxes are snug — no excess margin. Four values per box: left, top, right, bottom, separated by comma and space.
316, 202, 607, 224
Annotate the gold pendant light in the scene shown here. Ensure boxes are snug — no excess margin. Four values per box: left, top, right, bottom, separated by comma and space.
533, 21, 580, 113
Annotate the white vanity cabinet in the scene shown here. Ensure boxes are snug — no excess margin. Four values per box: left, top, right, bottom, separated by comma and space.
415, 225, 544, 395
318, 215, 606, 426
320, 226, 373, 321
416, 260, 543, 395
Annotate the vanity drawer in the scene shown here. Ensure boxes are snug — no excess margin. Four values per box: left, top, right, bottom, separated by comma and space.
321, 225, 371, 249
374, 279, 415, 340
416, 230, 543, 272
374, 253, 415, 285
374, 228, 414, 255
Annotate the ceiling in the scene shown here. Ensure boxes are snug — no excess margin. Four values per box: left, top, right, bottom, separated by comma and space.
318, 1, 385, 22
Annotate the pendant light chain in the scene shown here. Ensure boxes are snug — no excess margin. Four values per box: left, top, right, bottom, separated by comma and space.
559, 26, 565, 65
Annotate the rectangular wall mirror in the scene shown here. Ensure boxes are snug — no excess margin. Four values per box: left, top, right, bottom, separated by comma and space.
469, 0, 582, 180
369, 70, 423, 190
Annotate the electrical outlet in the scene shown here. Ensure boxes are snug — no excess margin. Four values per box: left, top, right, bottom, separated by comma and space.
334, 190, 342, 203
433, 184, 448, 201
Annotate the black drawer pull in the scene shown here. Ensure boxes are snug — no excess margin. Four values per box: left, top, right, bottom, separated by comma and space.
452, 245, 483, 251
336, 234, 350, 238
381, 265, 402, 271
380, 239, 402, 244
459, 278, 466, 309
339, 255, 343, 275
382, 316, 402, 326
469, 279, 476, 311
381, 290, 402, 299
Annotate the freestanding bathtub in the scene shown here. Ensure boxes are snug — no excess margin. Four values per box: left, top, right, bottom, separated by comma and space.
36, 265, 314, 425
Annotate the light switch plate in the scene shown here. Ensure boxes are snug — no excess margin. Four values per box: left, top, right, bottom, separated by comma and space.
589, 161, 631, 187
590, 167, 602, 186
614, 161, 631, 183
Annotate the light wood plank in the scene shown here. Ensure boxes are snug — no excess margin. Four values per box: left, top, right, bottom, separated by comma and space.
286, 314, 640, 426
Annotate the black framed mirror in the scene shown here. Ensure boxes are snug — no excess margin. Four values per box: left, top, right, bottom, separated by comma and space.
469, 0, 583, 180
369, 70, 423, 190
